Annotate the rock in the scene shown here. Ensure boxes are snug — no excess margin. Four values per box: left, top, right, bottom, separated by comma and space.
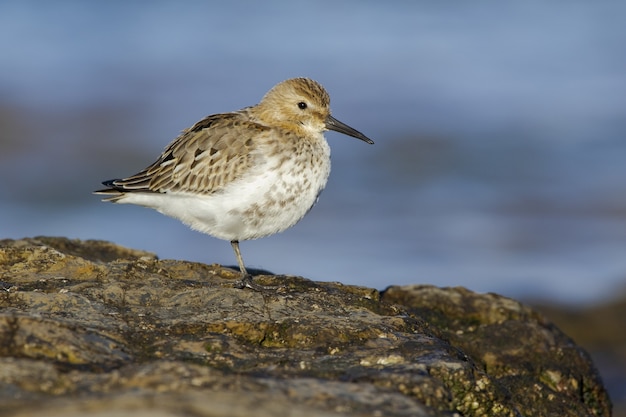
530, 295, 626, 417
0, 237, 611, 417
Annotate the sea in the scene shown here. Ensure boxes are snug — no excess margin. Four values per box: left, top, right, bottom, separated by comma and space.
1, 1, 625, 305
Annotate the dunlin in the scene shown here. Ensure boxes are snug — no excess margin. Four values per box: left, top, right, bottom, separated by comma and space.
95, 78, 373, 289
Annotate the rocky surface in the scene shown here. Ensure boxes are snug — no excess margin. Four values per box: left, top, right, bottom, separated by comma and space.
0, 237, 612, 417
532, 295, 626, 417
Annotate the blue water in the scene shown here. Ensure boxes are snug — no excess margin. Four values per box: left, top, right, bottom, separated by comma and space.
1, 1, 626, 304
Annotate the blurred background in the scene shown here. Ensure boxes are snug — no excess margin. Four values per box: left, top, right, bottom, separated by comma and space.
1, 1, 625, 411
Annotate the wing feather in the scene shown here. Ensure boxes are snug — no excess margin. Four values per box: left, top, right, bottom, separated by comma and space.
102, 112, 268, 195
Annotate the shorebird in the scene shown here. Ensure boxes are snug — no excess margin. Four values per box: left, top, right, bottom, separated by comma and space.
95, 77, 373, 289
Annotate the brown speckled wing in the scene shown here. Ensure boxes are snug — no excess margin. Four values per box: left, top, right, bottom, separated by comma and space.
109, 112, 266, 195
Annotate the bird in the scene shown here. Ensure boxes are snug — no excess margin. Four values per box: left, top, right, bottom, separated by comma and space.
95, 77, 374, 289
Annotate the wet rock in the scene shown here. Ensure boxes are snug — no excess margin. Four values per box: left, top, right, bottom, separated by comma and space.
0, 237, 612, 416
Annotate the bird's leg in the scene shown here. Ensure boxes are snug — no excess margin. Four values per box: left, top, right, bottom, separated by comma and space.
231, 240, 248, 276
231, 240, 250, 288
231, 240, 277, 291
230, 240, 256, 289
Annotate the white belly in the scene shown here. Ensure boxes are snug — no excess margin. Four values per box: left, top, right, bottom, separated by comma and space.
116, 141, 331, 242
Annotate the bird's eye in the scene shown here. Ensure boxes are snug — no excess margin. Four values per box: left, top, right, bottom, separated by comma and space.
297, 102, 307, 110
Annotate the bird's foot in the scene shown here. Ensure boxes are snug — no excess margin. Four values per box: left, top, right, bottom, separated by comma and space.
233, 274, 278, 291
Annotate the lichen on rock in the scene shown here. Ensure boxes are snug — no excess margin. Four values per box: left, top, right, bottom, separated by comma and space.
0, 237, 612, 417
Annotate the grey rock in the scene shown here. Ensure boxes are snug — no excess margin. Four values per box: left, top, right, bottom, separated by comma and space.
0, 237, 611, 416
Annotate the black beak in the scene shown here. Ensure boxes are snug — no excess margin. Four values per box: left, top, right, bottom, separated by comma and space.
326, 115, 374, 144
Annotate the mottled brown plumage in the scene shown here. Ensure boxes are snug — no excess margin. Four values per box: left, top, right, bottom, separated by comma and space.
96, 78, 373, 289
105, 113, 263, 196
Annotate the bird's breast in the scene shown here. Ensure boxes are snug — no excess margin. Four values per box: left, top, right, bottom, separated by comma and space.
228, 136, 331, 238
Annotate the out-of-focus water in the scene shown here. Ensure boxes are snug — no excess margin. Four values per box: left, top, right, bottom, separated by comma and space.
1, 1, 626, 304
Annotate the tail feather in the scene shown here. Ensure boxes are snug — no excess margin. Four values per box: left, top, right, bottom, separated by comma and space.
94, 178, 161, 202
93, 179, 125, 202
101, 179, 118, 188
